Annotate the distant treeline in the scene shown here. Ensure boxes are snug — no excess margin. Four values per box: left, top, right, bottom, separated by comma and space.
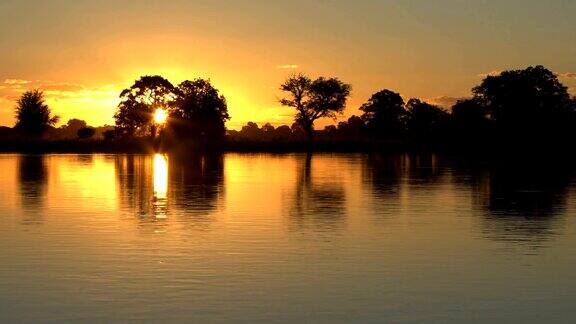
230, 65, 576, 151
2, 65, 575, 153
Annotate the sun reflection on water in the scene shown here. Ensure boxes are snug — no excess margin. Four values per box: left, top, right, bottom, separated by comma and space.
153, 154, 168, 219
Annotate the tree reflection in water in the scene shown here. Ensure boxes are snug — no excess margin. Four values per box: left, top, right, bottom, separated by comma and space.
477, 160, 574, 247
115, 153, 224, 229
18, 155, 48, 225
287, 154, 346, 233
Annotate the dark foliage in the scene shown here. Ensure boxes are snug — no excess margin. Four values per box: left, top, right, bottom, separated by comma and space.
360, 89, 406, 139
280, 74, 351, 139
114, 76, 176, 137
77, 127, 96, 139
472, 65, 574, 144
405, 98, 450, 141
14, 90, 59, 136
170, 79, 230, 141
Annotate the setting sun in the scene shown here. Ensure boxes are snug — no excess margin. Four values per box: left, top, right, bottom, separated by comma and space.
154, 108, 168, 124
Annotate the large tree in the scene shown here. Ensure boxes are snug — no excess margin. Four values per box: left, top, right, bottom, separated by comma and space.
280, 74, 351, 139
450, 98, 490, 139
171, 79, 230, 140
14, 90, 59, 136
472, 66, 573, 140
114, 76, 176, 137
405, 98, 449, 140
360, 89, 406, 139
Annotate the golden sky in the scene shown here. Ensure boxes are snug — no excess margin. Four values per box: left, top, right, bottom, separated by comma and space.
0, 0, 575, 129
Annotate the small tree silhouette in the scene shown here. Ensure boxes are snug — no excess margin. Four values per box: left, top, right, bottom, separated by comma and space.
360, 89, 407, 139
77, 127, 96, 139
280, 74, 351, 140
14, 90, 59, 136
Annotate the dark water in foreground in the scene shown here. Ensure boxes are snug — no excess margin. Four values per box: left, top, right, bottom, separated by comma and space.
1, 153, 576, 323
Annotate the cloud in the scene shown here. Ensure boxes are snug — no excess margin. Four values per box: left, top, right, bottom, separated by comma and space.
426, 96, 469, 108
0, 79, 124, 126
277, 64, 299, 69
4, 79, 30, 85
477, 71, 502, 78
0, 80, 117, 101
559, 72, 576, 79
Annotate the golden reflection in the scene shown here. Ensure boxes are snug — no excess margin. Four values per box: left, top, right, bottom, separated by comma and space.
153, 154, 168, 218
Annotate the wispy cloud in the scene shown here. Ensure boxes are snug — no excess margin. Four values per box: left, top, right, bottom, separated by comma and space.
559, 72, 576, 79
426, 96, 469, 108
0, 79, 119, 101
277, 64, 299, 69
0, 78, 123, 126
4, 79, 30, 85
477, 71, 502, 78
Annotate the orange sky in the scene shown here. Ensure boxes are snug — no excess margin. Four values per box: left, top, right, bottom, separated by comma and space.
0, 1, 575, 130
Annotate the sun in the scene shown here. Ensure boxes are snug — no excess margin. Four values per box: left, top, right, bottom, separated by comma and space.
154, 108, 168, 124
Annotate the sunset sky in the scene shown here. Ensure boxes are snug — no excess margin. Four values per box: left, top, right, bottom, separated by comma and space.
1, 0, 575, 129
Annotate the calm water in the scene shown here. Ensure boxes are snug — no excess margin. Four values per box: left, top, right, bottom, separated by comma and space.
1, 153, 576, 323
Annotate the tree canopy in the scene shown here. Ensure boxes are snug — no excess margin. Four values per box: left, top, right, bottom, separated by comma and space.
360, 89, 406, 138
280, 74, 351, 139
405, 98, 449, 140
14, 90, 59, 136
472, 66, 572, 138
171, 79, 230, 140
114, 76, 176, 136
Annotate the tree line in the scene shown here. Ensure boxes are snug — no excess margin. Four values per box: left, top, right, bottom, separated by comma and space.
8, 65, 576, 151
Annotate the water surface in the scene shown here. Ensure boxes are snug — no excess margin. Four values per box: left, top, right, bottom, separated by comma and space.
1, 153, 576, 323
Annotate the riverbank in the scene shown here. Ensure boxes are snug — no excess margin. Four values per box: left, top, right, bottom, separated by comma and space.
0, 138, 573, 159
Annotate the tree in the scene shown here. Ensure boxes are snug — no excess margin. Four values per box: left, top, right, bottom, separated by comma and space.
450, 98, 491, 144
405, 98, 449, 140
280, 74, 351, 140
15, 90, 59, 136
77, 127, 96, 139
171, 79, 229, 141
239, 122, 262, 141
114, 76, 176, 137
360, 89, 406, 138
56, 119, 88, 139
103, 129, 117, 142
472, 66, 572, 141
337, 115, 365, 140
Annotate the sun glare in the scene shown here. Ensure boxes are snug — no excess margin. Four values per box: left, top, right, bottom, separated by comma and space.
154, 108, 168, 124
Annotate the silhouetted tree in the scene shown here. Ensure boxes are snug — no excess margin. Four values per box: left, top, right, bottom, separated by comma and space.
360, 89, 406, 139
103, 129, 117, 142
239, 122, 262, 140
77, 127, 96, 139
274, 125, 292, 141
405, 98, 449, 141
472, 66, 573, 143
114, 76, 176, 137
450, 98, 491, 144
337, 115, 365, 140
14, 90, 59, 136
280, 74, 351, 140
52, 119, 88, 139
64, 119, 87, 131
261, 122, 275, 133
171, 79, 230, 141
